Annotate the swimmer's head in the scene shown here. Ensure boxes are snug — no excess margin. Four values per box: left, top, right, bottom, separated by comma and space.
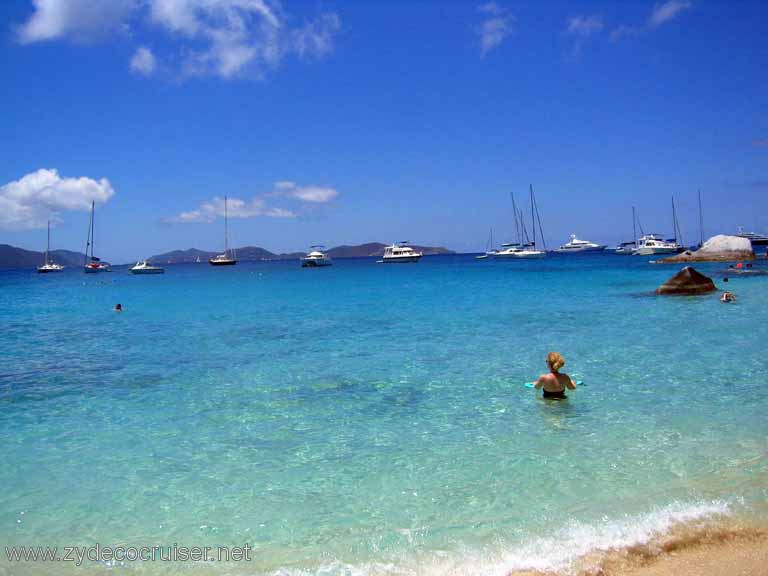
546, 352, 565, 372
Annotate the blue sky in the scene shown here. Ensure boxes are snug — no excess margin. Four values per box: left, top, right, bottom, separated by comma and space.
1, 0, 766, 261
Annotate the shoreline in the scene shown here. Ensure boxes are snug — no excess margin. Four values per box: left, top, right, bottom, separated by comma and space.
510, 517, 768, 576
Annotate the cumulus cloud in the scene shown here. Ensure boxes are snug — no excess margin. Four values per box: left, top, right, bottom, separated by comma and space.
130, 46, 156, 76
167, 181, 339, 223
17, 0, 137, 43
0, 168, 114, 230
649, 0, 692, 27
477, 3, 514, 57
16, 0, 341, 79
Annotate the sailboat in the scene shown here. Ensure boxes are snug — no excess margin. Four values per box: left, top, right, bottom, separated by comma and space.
495, 192, 527, 257
500, 185, 546, 258
83, 200, 110, 273
475, 228, 498, 259
615, 206, 639, 255
37, 220, 65, 273
209, 196, 237, 266
633, 197, 683, 255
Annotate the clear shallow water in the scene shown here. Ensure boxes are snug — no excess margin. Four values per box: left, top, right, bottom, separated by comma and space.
1, 254, 766, 574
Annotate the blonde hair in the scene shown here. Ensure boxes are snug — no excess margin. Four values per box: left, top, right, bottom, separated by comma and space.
546, 352, 565, 372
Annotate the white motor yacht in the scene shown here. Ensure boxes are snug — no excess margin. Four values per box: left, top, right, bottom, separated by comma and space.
301, 246, 332, 267
37, 221, 65, 273
555, 234, 606, 253
735, 226, 768, 246
381, 242, 422, 263
130, 260, 165, 274
632, 234, 681, 256
614, 241, 636, 255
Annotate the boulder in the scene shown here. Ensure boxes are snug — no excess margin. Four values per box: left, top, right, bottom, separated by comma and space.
660, 235, 754, 263
656, 266, 716, 295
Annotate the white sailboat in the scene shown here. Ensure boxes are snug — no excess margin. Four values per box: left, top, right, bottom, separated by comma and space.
633, 197, 683, 255
37, 220, 65, 273
615, 206, 639, 255
209, 196, 237, 266
475, 228, 498, 259
497, 186, 546, 258
83, 200, 110, 273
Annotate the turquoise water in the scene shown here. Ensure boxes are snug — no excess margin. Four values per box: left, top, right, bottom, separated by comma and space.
1, 255, 766, 574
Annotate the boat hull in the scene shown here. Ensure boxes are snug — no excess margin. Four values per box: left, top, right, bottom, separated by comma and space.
301, 259, 332, 267
381, 256, 421, 263
37, 266, 64, 273
633, 247, 679, 256
554, 246, 607, 253
495, 251, 546, 259
209, 259, 237, 266
84, 265, 110, 273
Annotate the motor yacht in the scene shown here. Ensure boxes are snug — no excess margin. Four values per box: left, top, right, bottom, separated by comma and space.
555, 234, 606, 253
130, 260, 165, 274
381, 242, 422, 263
632, 234, 681, 256
301, 246, 332, 267
614, 241, 636, 255
735, 226, 768, 246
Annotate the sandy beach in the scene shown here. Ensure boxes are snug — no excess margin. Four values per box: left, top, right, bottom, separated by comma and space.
511, 520, 768, 576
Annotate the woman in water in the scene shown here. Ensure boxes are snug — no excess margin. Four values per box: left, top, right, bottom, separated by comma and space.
534, 352, 576, 399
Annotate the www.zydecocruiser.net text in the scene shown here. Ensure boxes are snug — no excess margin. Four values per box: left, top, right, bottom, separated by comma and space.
5, 544, 253, 566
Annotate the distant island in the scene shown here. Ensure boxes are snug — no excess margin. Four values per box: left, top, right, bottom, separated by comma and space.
148, 243, 453, 264
0, 243, 453, 268
0, 244, 88, 268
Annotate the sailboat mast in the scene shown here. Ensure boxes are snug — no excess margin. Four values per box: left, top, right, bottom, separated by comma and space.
530, 185, 536, 248
224, 195, 229, 256
45, 220, 50, 265
632, 206, 637, 248
533, 189, 546, 251
672, 196, 683, 246
510, 192, 521, 245
698, 189, 704, 247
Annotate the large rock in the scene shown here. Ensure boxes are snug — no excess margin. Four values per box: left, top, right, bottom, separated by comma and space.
656, 266, 717, 295
660, 235, 754, 263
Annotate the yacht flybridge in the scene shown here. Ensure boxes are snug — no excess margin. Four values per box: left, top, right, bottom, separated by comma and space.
130, 260, 164, 274
209, 196, 237, 266
37, 221, 65, 273
381, 242, 422, 263
555, 234, 606, 253
301, 245, 332, 267
83, 200, 110, 273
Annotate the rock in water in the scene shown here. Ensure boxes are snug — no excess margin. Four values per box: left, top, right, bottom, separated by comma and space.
656, 266, 717, 295
660, 235, 754, 263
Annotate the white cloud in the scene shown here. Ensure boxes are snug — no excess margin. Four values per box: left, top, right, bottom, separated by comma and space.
612, 1, 692, 42
16, 0, 341, 79
293, 13, 341, 59
17, 0, 137, 44
168, 181, 339, 223
567, 15, 603, 37
270, 181, 338, 203
168, 196, 295, 223
649, 1, 692, 27
477, 3, 514, 57
0, 168, 114, 230
130, 46, 156, 76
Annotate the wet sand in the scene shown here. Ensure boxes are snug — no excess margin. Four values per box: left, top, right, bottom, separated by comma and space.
510, 520, 768, 576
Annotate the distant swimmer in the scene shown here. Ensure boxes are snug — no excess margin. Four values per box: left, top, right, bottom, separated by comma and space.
534, 352, 576, 400
720, 291, 736, 303
114, 303, 123, 312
